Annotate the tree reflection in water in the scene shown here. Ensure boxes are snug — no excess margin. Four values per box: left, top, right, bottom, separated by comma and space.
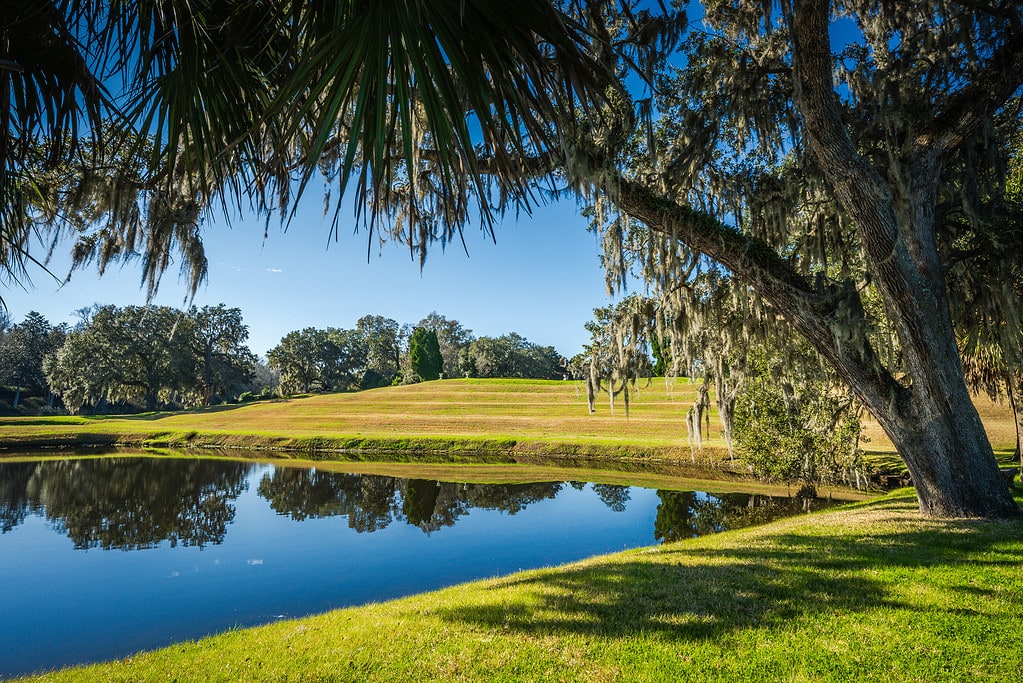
654, 490, 833, 542
1, 458, 249, 549
0, 459, 839, 549
0, 462, 36, 533
257, 467, 565, 534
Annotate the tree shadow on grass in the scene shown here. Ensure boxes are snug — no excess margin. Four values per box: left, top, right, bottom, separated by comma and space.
438, 508, 1023, 643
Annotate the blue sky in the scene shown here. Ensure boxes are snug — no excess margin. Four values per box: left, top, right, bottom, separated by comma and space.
3, 193, 615, 359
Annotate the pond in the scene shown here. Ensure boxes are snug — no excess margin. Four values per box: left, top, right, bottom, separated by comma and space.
0, 456, 838, 677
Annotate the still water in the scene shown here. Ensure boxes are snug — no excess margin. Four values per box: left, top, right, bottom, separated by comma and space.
0, 456, 834, 677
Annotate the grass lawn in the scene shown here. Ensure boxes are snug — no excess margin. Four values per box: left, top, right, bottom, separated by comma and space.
0, 378, 1017, 466
21, 489, 1023, 682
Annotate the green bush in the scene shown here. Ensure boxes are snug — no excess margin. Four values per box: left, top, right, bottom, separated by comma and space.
734, 352, 862, 494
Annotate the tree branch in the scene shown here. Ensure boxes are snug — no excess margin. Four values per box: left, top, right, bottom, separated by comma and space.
913, 22, 1023, 157
608, 173, 904, 411
786, 0, 900, 265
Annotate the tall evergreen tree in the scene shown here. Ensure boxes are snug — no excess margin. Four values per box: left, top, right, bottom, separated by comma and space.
409, 328, 443, 381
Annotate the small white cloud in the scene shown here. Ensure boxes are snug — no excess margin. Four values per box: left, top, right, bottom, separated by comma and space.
247, 559, 264, 566
169, 571, 181, 578
266, 268, 283, 273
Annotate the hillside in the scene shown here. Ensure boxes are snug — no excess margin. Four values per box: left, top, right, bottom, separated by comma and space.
0, 378, 1016, 462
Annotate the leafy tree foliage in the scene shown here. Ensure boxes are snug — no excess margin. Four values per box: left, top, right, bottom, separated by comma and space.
948, 130, 1023, 470
267, 327, 368, 394
460, 333, 564, 380
567, 2, 1023, 518
733, 349, 863, 495
0, 311, 65, 408
356, 315, 402, 384
409, 327, 443, 381
2, 1, 603, 300
45, 304, 255, 412
187, 305, 256, 405
319, 328, 370, 391
45, 305, 191, 412
267, 329, 321, 394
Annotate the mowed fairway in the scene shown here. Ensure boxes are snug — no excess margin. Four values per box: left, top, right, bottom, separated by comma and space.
0, 378, 1016, 460
0, 379, 705, 455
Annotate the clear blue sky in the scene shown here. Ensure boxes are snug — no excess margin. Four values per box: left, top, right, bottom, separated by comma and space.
3, 193, 616, 359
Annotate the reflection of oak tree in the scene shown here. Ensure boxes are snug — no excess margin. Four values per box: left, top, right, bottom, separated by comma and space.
654, 491, 748, 541
654, 491, 833, 542
591, 484, 631, 512
0, 461, 37, 533
23, 459, 249, 550
257, 469, 398, 533
654, 491, 700, 542
348, 475, 398, 533
257, 468, 361, 520
258, 470, 567, 535
460, 482, 563, 515
712, 493, 832, 529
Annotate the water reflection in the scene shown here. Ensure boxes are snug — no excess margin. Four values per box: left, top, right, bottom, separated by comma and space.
2, 459, 248, 549
257, 468, 567, 534
654, 490, 831, 542
0, 458, 838, 550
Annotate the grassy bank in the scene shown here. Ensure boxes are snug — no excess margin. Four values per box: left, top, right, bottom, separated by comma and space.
22, 489, 1023, 682
0, 378, 1017, 463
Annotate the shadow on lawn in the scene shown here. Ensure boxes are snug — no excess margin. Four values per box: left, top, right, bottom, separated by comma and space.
439, 501, 1023, 642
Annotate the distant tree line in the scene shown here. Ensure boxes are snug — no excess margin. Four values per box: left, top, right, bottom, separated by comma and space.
266, 311, 566, 395
1, 305, 271, 415
1, 307, 567, 414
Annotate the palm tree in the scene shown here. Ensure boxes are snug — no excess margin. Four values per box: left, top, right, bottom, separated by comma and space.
1, 0, 608, 299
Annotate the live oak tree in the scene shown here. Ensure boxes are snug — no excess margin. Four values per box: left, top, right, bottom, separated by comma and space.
267, 329, 322, 395
187, 305, 257, 406
576, 1, 1023, 518
460, 333, 563, 380
356, 315, 402, 385
267, 327, 368, 394
46, 305, 192, 412
44, 304, 256, 411
5, 1, 1021, 517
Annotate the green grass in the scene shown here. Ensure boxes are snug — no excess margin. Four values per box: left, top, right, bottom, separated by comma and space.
22, 489, 1023, 682
1, 378, 1017, 465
